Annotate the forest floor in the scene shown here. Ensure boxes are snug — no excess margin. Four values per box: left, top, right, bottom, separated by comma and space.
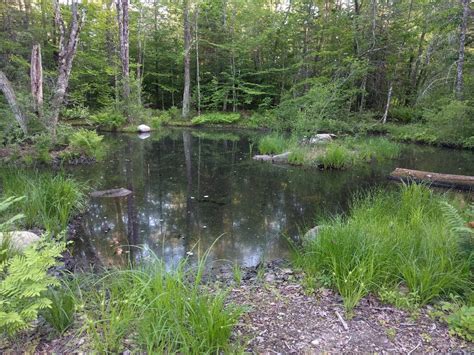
2, 260, 472, 353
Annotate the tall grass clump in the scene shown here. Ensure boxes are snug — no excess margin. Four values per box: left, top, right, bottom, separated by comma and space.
354, 137, 402, 161
294, 183, 471, 314
258, 134, 288, 155
83, 256, 242, 353
319, 143, 352, 169
1, 171, 86, 234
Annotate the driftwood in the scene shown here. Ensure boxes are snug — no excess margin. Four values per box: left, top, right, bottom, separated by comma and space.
389, 168, 474, 190
90, 188, 132, 198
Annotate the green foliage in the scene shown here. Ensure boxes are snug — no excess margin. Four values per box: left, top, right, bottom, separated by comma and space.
0, 239, 66, 336
42, 283, 76, 335
243, 111, 277, 128
61, 105, 90, 121
1, 171, 86, 234
32, 133, 52, 164
69, 129, 105, 160
82, 257, 242, 353
191, 112, 241, 125
350, 137, 402, 162
90, 110, 127, 130
445, 305, 474, 341
258, 134, 288, 155
294, 184, 471, 313
319, 143, 352, 169
389, 106, 423, 123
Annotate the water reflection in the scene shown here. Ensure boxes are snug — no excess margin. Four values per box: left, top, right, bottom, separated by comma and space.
70, 129, 474, 268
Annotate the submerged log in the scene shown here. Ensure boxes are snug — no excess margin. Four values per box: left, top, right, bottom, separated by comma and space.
90, 188, 132, 198
389, 168, 474, 190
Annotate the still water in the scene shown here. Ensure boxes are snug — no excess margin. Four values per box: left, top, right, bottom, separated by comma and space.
69, 128, 474, 268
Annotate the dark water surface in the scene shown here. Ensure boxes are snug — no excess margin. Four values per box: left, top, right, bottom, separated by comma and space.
69, 129, 474, 268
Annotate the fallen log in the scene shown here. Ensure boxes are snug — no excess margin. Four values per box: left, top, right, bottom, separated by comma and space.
389, 168, 474, 190
90, 188, 132, 198
253, 151, 291, 164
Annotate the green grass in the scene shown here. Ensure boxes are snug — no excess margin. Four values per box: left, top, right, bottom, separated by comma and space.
294, 184, 472, 315
191, 112, 241, 125
351, 137, 402, 161
319, 143, 352, 169
0, 171, 86, 234
258, 134, 288, 155
78, 255, 242, 353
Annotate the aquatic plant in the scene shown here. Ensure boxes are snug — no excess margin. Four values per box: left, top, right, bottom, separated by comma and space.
258, 134, 288, 155
1, 171, 86, 234
294, 184, 471, 314
319, 143, 352, 169
354, 137, 402, 161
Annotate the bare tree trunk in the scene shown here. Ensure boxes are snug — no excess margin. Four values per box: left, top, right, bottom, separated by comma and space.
0, 71, 28, 135
381, 83, 393, 124
182, 0, 191, 119
195, 7, 201, 116
455, 0, 469, 100
50, 0, 85, 137
136, 4, 144, 107
116, 0, 130, 120
30, 44, 43, 120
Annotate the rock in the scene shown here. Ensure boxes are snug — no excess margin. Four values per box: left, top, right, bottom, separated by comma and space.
253, 154, 272, 162
0, 231, 41, 250
304, 226, 321, 241
272, 151, 291, 163
264, 273, 276, 283
307, 134, 336, 144
90, 188, 132, 198
137, 124, 151, 133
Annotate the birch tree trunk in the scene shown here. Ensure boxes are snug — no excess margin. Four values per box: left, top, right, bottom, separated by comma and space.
455, 0, 469, 100
195, 7, 201, 116
116, 0, 130, 120
182, 0, 191, 119
30, 44, 43, 120
50, 0, 85, 137
0, 71, 28, 135
381, 83, 393, 124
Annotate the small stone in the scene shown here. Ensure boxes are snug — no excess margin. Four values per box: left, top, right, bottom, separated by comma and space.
265, 273, 276, 283
311, 339, 320, 346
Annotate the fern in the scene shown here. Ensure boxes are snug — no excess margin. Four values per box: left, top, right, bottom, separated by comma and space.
0, 238, 65, 335
440, 201, 473, 237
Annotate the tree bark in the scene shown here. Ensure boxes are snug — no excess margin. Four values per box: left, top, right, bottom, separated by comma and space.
381, 83, 393, 124
0, 71, 28, 135
30, 44, 43, 120
116, 0, 130, 119
455, 0, 469, 99
182, 0, 191, 119
389, 168, 474, 190
195, 7, 201, 116
50, 0, 85, 137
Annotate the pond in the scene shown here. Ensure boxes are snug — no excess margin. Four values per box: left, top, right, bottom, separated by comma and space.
69, 128, 474, 269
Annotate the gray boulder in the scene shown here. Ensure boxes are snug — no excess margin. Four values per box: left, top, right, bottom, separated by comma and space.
0, 231, 41, 251
304, 226, 321, 241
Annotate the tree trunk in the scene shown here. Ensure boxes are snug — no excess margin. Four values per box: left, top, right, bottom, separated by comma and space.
116, 0, 130, 120
389, 168, 474, 190
136, 4, 144, 107
182, 0, 191, 119
50, 0, 85, 137
455, 0, 469, 100
30, 44, 43, 120
0, 71, 28, 135
195, 7, 201, 116
381, 83, 393, 124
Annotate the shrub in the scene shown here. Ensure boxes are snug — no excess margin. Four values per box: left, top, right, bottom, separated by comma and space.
191, 112, 241, 125
1, 171, 86, 234
69, 129, 104, 160
61, 105, 90, 120
258, 134, 288, 155
319, 143, 352, 169
0, 239, 66, 335
389, 106, 423, 123
32, 133, 52, 164
90, 110, 126, 130
295, 184, 471, 314
243, 111, 277, 128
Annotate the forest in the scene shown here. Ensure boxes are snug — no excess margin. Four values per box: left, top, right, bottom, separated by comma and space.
0, 0, 473, 353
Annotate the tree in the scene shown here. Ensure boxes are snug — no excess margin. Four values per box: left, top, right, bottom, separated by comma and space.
0, 71, 28, 135
116, 0, 130, 119
182, 0, 191, 118
50, 0, 85, 137
30, 44, 43, 120
455, 0, 469, 100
